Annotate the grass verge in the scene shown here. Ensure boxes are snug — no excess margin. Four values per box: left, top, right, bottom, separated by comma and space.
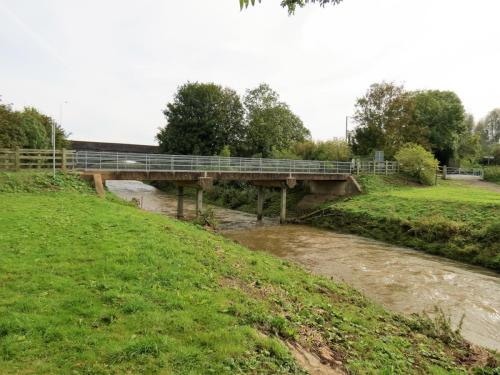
305, 175, 500, 271
0, 172, 498, 374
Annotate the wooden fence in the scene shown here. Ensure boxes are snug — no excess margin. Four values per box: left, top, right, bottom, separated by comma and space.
0, 148, 75, 171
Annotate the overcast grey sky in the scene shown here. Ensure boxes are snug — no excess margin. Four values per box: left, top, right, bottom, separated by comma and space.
1, 0, 499, 145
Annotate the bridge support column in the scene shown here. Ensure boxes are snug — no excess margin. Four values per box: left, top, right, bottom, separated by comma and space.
196, 188, 203, 217
257, 186, 264, 221
280, 186, 287, 224
177, 186, 184, 219
93, 174, 105, 198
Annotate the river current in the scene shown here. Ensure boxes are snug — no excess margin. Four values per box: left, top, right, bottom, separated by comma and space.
106, 180, 500, 351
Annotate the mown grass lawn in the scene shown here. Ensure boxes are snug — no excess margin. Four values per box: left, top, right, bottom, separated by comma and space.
0, 172, 498, 374
339, 178, 499, 227
313, 176, 500, 271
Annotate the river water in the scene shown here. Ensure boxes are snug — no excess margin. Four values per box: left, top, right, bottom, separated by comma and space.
106, 180, 500, 351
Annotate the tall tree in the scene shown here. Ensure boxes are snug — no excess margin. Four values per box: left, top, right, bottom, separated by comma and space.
482, 108, 500, 144
351, 82, 426, 158
243, 84, 310, 157
412, 90, 466, 164
456, 114, 481, 165
0, 101, 25, 148
240, 0, 343, 14
156, 82, 245, 155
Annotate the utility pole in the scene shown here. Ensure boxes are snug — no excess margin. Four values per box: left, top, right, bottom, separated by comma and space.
345, 116, 350, 142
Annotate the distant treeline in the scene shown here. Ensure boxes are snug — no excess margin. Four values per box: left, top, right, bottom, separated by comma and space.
350, 82, 500, 166
0, 98, 68, 149
157, 81, 500, 166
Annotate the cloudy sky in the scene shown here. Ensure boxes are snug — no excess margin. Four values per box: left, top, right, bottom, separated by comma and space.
1, 0, 499, 145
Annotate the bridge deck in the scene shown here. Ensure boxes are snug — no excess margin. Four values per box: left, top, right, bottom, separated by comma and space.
75, 151, 356, 181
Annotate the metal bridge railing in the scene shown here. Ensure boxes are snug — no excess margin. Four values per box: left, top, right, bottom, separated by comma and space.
441, 166, 484, 179
74, 151, 355, 174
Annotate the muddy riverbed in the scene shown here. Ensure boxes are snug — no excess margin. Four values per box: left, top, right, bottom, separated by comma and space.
107, 180, 500, 351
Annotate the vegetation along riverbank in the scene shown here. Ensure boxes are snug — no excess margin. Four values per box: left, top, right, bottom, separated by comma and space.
305, 176, 500, 272
1, 171, 498, 374
155, 173, 500, 272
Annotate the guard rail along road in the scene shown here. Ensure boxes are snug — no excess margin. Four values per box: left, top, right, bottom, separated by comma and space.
0, 148, 483, 223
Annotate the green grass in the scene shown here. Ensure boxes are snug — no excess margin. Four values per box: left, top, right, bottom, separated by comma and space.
309, 175, 500, 271
1, 172, 498, 374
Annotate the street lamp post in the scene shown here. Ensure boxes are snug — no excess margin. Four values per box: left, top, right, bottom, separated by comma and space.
345, 116, 350, 141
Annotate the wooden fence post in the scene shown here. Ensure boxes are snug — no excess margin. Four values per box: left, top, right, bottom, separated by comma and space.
442, 165, 447, 180
15, 147, 20, 171
62, 149, 67, 171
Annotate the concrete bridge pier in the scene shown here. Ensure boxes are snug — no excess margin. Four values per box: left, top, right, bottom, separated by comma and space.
257, 186, 265, 221
196, 188, 203, 217
177, 186, 184, 219
280, 186, 287, 224
174, 177, 213, 219
253, 178, 296, 224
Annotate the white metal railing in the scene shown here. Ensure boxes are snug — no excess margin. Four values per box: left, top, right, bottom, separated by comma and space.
74, 151, 355, 174
0, 149, 402, 176
442, 166, 483, 179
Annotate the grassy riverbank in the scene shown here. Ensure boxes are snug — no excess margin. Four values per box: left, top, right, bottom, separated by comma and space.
307, 176, 500, 272
1, 172, 498, 374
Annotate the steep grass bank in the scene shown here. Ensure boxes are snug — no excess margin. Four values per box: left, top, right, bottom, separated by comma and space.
306, 176, 500, 272
1, 172, 498, 374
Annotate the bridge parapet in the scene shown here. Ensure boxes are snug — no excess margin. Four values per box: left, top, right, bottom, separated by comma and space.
75, 151, 354, 175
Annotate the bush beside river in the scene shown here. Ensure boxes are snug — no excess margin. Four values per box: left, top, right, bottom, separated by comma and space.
1, 172, 498, 374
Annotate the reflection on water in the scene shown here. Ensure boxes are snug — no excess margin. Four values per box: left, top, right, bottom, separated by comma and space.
107, 180, 500, 351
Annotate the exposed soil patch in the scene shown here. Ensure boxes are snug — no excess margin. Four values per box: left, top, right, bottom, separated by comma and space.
286, 341, 345, 375
220, 276, 348, 374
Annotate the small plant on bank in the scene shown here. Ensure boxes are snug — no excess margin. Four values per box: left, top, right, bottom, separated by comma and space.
193, 207, 219, 229
395, 143, 439, 185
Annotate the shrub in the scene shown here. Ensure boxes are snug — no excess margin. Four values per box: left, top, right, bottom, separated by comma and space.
395, 143, 439, 185
271, 139, 352, 161
483, 166, 500, 184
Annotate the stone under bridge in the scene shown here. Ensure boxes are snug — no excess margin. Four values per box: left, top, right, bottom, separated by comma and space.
76, 151, 363, 223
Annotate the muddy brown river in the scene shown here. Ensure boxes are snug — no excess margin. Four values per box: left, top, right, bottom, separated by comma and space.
107, 180, 500, 351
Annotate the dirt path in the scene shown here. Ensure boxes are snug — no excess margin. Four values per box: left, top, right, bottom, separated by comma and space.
461, 179, 500, 193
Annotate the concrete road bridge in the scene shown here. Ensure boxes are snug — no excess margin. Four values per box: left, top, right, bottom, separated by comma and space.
75, 151, 368, 223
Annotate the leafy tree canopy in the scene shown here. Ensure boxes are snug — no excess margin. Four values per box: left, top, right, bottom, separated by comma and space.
351, 82, 427, 159
156, 82, 245, 155
351, 82, 467, 165
243, 84, 310, 157
272, 139, 351, 161
412, 90, 465, 164
239, 0, 343, 14
480, 108, 500, 144
0, 98, 67, 149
